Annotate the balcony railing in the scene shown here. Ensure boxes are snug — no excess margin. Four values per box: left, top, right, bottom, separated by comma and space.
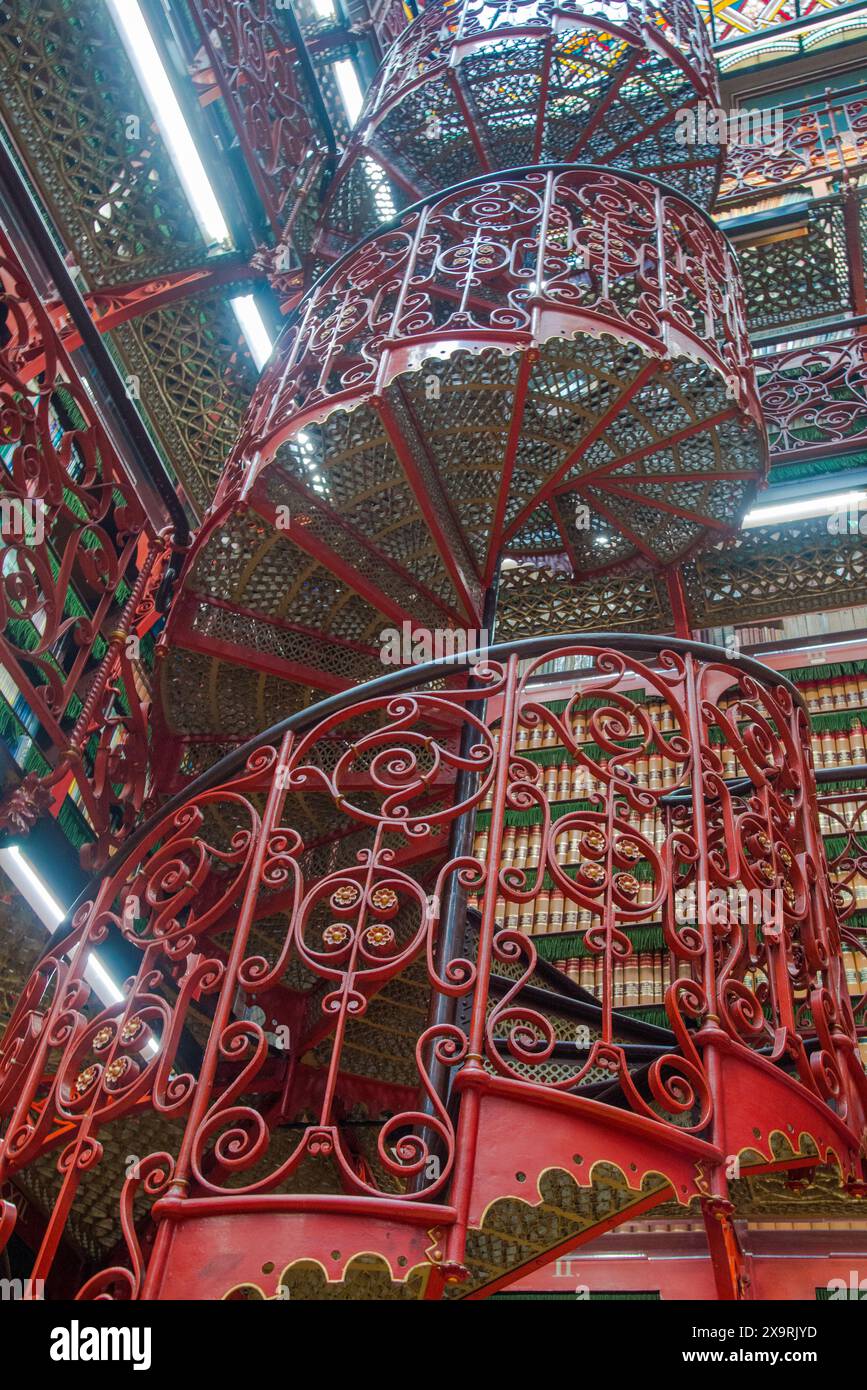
757, 328, 867, 460
719, 83, 867, 206
819, 784, 867, 1032
0, 222, 173, 867
186, 0, 335, 253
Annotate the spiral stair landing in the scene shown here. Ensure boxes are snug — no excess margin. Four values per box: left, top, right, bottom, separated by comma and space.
156, 160, 766, 777
148, 938, 723, 1302
316, 0, 722, 261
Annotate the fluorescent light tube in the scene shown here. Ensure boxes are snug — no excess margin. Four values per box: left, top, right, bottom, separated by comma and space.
106, 0, 230, 247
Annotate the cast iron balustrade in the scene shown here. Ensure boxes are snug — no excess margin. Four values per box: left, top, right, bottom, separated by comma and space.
718, 83, 867, 206
0, 635, 864, 1299
186, 0, 335, 254
217, 164, 765, 601
757, 329, 867, 461
0, 222, 173, 867
317, 0, 721, 260
819, 785, 867, 1037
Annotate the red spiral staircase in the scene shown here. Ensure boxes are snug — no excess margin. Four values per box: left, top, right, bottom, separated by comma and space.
0, 0, 865, 1302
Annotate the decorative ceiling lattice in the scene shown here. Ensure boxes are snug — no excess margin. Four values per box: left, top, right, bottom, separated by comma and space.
0, 0, 204, 281
0, 1, 269, 518
494, 514, 867, 638
111, 288, 262, 515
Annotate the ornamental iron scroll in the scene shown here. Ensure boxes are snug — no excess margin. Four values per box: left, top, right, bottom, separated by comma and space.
718, 85, 867, 207
0, 221, 173, 868
819, 787, 867, 1033
218, 166, 765, 592
187, 0, 334, 254
317, 0, 721, 260
0, 635, 863, 1297
757, 332, 867, 462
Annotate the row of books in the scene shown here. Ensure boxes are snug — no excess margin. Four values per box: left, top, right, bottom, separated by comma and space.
811, 726, 867, 769
512, 702, 683, 747
507, 674, 867, 751
549, 951, 687, 1005
480, 758, 684, 801
818, 798, 867, 836
481, 802, 867, 854
543, 949, 867, 1010
471, 891, 661, 932
484, 732, 867, 799
799, 674, 867, 714
843, 944, 867, 992
469, 871, 867, 932
477, 822, 664, 869
477, 733, 867, 817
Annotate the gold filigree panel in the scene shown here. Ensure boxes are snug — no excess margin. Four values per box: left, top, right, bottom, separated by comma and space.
0, 0, 204, 281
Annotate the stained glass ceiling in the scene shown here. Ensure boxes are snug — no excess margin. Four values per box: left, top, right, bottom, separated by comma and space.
697, 0, 865, 44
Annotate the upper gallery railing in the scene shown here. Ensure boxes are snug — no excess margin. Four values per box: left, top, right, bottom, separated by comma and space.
757, 327, 867, 461
0, 220, 172, 867
719, 83, 867, 205
186, 0, 336, 254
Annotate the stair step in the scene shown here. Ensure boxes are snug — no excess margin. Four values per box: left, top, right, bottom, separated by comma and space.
489, 976, 678, 1046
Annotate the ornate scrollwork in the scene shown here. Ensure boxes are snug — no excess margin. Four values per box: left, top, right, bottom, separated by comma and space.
0, 225, 172, 868
1, 637, 864, 1295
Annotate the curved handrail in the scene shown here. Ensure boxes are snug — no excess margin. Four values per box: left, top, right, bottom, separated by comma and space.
284, 162, 740, 336
45, 630, 803, 952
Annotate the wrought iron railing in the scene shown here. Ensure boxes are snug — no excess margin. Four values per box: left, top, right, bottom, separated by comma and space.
317, 0, 720, 255
757, 328, 867, 460
0, 634, 864, 1298
819, 784, 867, 1031
186, 0, 336, 254
0, 221, 175, 867
215, 165, 764, 600
719, 82, 867, 203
